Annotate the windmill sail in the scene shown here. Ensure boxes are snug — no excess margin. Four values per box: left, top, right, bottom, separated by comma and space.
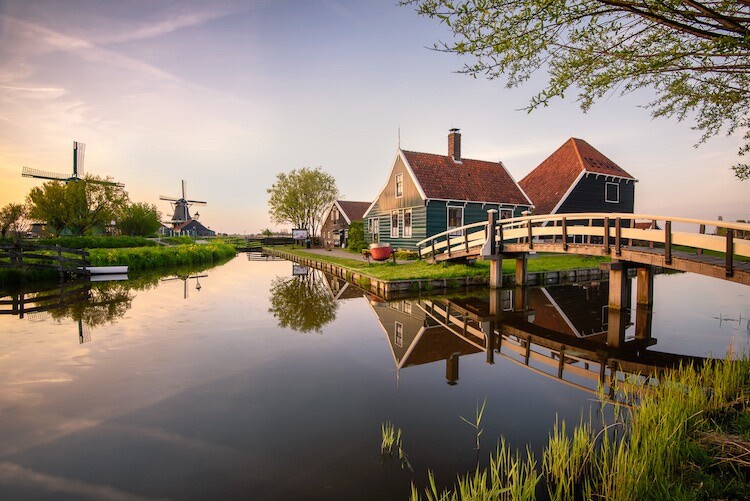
21, 141, 124, 188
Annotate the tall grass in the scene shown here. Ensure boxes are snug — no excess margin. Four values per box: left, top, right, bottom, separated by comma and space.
411, 355, 750, 500
34, 235, 158, 248
89, 242, 236, 271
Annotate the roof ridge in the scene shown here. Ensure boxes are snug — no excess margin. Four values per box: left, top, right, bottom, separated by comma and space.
569, 137, 586, 173
402, 149, 504, 166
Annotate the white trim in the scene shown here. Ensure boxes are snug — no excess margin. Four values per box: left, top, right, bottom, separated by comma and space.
605, 181, 620, 203
395, 173, 404, 199
541, 288, 580, 337
362, 148, 429, 220
447, 205, 464, 236
403, 208, 412, 237
426, 197, 533, 208
499, 160, 534, 206
390, 210, 399, 238
334, 200, 352, 224
549, 170, 585, 215
394, 321, 404, 347
588, 171, 638, 182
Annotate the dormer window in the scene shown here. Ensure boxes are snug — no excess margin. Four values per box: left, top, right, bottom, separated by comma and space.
395, 173, 403, 198
605, 182, 619, 203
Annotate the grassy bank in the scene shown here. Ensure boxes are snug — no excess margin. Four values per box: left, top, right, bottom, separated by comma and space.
266, 246, 610, 282
409, 356, 750, 500
89, 242, 236, 271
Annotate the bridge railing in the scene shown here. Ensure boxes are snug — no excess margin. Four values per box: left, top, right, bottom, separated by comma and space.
416, 221, 489, 259
496, 213, 750, 276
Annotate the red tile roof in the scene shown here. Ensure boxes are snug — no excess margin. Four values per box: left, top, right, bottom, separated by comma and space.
519, 138, 635, 215
401, 150, 532, 205
337, 200, 371, 222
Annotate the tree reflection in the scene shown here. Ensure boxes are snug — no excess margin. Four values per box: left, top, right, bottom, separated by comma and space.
268, 270, 338, 333
47, 282, 134, 328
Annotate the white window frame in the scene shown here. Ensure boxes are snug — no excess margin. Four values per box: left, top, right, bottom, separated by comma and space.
395, 173, 403, 198
403, 302, 412, 314
391, 211, 399, 238
403, 209, 412, 237
395, 321, 403, 347
500, 208, 513, 220
447, 206, 464, 237
605, 182, 619, 203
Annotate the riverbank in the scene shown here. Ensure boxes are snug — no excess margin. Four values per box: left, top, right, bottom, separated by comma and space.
0, 242, 236, 287
263, 246, 612, 296
410, 356, 750, 500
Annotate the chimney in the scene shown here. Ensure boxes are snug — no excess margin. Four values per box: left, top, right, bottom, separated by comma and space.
448, 128, 461, 162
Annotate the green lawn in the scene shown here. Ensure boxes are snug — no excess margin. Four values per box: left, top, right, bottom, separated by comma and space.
268, 247, 610, 281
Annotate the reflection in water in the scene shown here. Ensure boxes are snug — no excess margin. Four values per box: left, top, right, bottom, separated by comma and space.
160, 273, 207, 300
371, 280, 707, 399
268, 267, 339, 333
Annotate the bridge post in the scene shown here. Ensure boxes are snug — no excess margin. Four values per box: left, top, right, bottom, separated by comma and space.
515, 255, 528, 286
486, 210, 497, 256
446, 353, 460, 385
489, 258, 503, 288
636, 266, 654, 308
602, 261, 629, 348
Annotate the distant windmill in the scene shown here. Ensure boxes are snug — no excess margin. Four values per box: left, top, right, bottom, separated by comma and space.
160, 180, 207, 228
21, 141, 125, 187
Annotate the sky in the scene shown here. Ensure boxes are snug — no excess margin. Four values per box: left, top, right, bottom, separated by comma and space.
0, 0, 747, 234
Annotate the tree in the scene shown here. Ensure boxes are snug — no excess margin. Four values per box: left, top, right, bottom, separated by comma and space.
267, 167, 339, 237
261, 228, 273, 237
403, 0, 750, 179
0, 203, 29, 239
27, 177, 129, 236
117, 202, 162, 236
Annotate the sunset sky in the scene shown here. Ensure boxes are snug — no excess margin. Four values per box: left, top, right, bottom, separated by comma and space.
1, 0, 746, 234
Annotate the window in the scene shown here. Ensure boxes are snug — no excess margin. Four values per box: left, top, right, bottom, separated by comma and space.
447, 206, 464, 236
395, 173, 403, 198
391, 211, 399, 238
395, 321, 403, 347
369, 217, 379, 234
332, 207, 339, 223
403, 209, 412, 237
605, 182, 619, 203
501, 290, 514, 311
403, 302, 412, 314
500, 208, 513, 220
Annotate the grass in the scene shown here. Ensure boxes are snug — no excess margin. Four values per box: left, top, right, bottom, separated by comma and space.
460, 398, 487, 451
410, 355, 750, 500
31, 236, 158, 248
89, 242, 236, 271
382, 421, 412, 472
673, 244, 750, 263
266, 246, 610, 282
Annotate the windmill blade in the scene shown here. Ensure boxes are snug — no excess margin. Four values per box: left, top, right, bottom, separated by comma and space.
160, 276, 183, 282
181, 180, 186, 199
159, 195, 180, 201
185, 199, 207, 205
22, 166, 70, 181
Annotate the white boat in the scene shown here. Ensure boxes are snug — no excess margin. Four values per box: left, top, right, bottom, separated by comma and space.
83, 266, 129, 275
89, 273, 129, 282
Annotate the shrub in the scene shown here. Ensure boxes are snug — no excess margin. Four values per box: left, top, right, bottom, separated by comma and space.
347, 220, 367, 252
89, 243, 236, 271
35, 236, 157, 249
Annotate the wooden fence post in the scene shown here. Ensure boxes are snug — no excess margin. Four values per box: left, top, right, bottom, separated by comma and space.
697, 224, 706, 255
527, 220, 533, 250
615, 217, 621, 256
665, 221, 672, 265
726, 228, 734, 277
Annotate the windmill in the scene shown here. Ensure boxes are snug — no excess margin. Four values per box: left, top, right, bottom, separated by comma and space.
160, 180, 207, 228
21, 141, 125, 187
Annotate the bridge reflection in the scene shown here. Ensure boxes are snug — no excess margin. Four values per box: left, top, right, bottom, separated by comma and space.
366, 280, 707, 398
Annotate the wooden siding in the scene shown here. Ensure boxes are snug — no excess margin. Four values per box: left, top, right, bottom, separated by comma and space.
321, 207, 349, 247
426, 201, 528, 238
557, 175, 635, 214
377, 155, 425, 211
370, 301, 428, 367
364, 203, 427, 250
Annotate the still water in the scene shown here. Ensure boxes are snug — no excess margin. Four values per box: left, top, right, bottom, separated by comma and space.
0, 255, 748, 499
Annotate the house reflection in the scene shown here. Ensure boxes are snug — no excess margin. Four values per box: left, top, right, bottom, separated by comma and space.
370, 281, 705, 397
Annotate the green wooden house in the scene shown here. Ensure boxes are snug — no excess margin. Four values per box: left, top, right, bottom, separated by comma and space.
363, 129, 533, 250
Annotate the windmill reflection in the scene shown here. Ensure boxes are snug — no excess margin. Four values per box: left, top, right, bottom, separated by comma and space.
371, 280, 706, 398
0, 280, 135, 344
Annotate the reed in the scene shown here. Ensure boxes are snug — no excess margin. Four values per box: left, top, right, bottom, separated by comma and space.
460, 398, 487, 450
89, 242, 236, 271
411, 355, 750, 500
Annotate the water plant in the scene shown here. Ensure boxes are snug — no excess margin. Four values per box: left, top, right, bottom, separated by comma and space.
381, 421, 412, 472
460, 397, 487, 450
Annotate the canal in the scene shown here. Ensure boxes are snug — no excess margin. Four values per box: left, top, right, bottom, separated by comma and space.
0, 255, 747, 499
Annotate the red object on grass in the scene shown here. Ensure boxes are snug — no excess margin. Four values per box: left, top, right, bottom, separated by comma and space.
369, 243, 392, 261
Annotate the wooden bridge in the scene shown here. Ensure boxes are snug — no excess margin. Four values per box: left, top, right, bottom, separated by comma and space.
417, 212, 750, 287
0, 241, 91, 277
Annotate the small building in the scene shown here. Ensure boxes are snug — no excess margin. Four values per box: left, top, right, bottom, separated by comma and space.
363, 129, 533, 250
519, 138, 636, 217
321, 200, 371, 248
173, 220, 216, 237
